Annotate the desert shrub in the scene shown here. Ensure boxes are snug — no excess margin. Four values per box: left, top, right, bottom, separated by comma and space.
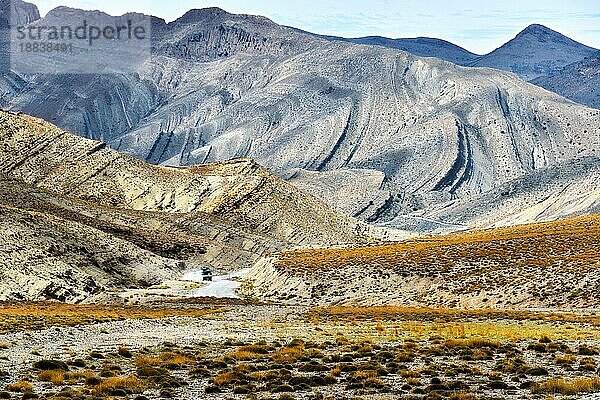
579, 357, 597, 371
118, 347, 133, 358
6, 381, 33, 393
578, 345, 599, 356
272, 346, 304, 363
38, 369, 65, 385
555, 354, 575, 365
33, 359, 69, 371
95, 376, 146, 395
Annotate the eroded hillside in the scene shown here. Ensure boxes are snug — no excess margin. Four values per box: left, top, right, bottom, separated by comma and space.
0, 110, 364, 302
244, 215, 600, 308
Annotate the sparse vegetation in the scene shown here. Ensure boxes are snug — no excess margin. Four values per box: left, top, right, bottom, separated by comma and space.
268, 215, 600, 309
532, 377, 600, 395
0, 302, 221, 334
95, 375, 146, 395
6, 381, 32, 393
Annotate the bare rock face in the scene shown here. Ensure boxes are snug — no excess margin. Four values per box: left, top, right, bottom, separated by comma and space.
0, 109, 364, 301
0, 0, 40, 26
158, 8, 313, 62
9, 74, 162, 143
405, 157, 600, 233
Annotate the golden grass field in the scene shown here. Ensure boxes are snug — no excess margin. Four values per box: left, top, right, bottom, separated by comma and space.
275, 214, 600, 273
0, 302, 221, 334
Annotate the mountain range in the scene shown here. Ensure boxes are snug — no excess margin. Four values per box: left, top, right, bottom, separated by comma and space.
305, 24, 600, 109
0, 2, 598, 305
0, 4, 599, 236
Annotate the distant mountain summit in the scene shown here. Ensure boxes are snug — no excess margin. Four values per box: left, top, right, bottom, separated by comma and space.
176, 7, 229, 22
469, 24, 598, 81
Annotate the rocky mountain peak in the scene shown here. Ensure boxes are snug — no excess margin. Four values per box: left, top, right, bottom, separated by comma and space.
514, 23, 577, 44
518, 24, 555, 36
469, 23, 598, 80
171, 7, 279, 30
0, 0, 40, 26
175, 7, 230, 24
45, 5, 110, 19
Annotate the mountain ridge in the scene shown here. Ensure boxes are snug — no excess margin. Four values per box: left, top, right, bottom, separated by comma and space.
2, 7, 599, 234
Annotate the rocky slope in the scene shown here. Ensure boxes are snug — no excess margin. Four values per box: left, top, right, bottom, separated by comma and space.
0, 201, 180, 303
243, 214, 600, 308
0, 109, 364, 301
2, 8, 600, 232
532, 52, 600, 109
385, 156, 600, 234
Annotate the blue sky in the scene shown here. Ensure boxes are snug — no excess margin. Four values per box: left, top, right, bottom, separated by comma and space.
31, 0, 600, 54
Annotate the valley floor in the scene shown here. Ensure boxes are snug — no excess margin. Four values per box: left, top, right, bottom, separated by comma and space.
0, 301, 599, 399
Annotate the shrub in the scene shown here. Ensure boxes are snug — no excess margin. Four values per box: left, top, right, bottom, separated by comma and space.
95, 376, 146, 395
38, 370, 65, 385
578, 345, 599, 356
33, 359, 69, 371
213, 372, 237, 386
272, 346, 304, 363
555, 354, 575, 365
135, 356, 161, 368
6, 381, 33, 393
118, 347, 133, 358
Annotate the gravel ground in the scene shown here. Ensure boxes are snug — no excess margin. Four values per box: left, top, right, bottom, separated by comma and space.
0, 304, 599, 399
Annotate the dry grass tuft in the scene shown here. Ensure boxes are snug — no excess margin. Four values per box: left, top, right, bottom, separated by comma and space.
134, 356, 162, 368
531, 377, 600, 395
38, 370, 65, 385
6, 380, 33, 393
95, 375, 146, 395
271, 345, 304, 363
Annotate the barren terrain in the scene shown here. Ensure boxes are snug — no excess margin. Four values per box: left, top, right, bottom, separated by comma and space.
0, 302, 599, 399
